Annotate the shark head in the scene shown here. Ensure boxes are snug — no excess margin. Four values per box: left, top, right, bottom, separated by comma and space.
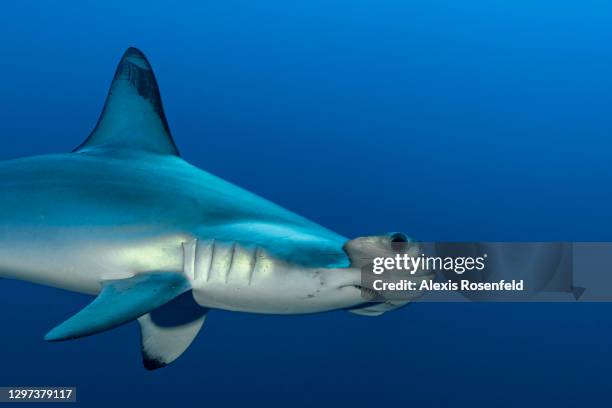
343, 232, 414, 269
186, 231, 422, 315
340, 232, 427, 316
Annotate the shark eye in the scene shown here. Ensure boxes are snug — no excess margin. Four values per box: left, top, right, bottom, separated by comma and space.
389, 232, 409, 243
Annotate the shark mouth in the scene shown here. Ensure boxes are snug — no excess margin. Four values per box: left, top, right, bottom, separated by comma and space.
346, 284, 383, 301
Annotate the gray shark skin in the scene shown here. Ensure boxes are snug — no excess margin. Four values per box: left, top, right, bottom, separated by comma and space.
0, 48, 419, 369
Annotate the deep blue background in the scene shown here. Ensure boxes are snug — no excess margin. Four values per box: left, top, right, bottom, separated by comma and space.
0, 1, 611, 407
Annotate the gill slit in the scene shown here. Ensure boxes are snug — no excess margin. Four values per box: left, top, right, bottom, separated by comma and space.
192, 238, 198, 280
206, 239, 215, 282
248, 246, 259, 286
225, 242, 237, 284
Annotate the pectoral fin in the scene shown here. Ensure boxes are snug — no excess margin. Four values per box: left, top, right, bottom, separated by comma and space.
138, 292, 208, 370
44, 272, 190, 342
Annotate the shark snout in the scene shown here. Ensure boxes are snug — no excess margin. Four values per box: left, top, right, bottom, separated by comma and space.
342, 232, 420, 269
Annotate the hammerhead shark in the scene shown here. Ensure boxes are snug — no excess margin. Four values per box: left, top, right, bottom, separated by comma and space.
0, 48, 419, 369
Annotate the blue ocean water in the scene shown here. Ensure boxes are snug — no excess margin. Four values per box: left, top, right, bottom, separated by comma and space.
0, 1, 611, 406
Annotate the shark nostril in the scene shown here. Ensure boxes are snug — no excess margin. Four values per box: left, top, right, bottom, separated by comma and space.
389, 232, 408, 243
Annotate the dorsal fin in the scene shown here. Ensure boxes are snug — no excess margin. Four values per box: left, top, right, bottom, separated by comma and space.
74, 47, 180, 156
